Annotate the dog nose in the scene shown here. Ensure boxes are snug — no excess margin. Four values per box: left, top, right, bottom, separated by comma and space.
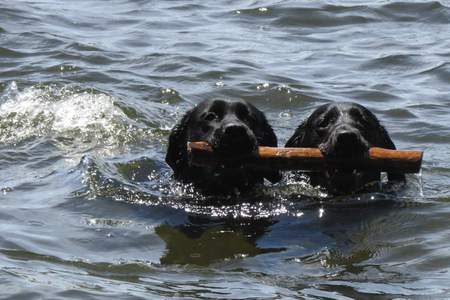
214, 123, 256, 155
336, 130, 359, 147
223, 124, 247, 138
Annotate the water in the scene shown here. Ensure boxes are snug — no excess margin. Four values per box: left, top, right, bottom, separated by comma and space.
1, 0, 450, 298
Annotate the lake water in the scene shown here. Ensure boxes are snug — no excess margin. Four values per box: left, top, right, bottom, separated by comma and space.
1, 0, 450, 299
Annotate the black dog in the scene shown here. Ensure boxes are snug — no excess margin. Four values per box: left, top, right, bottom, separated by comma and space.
166, 99, 281, 194
285, 102, 405, 194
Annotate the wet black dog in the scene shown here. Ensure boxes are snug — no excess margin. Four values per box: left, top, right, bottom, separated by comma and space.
285, 102, 405, 194
166, 99, 281, 194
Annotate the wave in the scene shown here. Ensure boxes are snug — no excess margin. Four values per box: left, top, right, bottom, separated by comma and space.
234, 1, 450, 27
0, 82, 156, 153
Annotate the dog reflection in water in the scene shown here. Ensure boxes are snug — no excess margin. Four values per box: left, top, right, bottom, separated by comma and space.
155, 216, 284, 266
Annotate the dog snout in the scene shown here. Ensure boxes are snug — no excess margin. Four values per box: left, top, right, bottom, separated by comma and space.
223, 124, 247, 138
335, 130, 359, 148
214, 123, 256, 155
320, 127, 368, 158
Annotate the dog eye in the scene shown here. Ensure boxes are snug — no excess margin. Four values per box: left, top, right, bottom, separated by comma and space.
242, 113, 256, 123
203, 112, 218, 121
318, 114, 336, 128
318, 118, 330, 128
236, 107, 255, 123
354, 117, 370, 128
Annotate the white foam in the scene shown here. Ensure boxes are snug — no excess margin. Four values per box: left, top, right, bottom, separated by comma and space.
0, 83, 142, 149
52, 93, 125, 132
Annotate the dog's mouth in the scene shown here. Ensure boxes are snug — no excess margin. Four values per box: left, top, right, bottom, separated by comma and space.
319, 130, 371, 193
319, 141, 369, 159
213, 141, 258, 157
325, 166, 359, 180
212, 147, 258, 169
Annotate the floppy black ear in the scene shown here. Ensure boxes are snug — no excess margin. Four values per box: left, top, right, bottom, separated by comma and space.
377, 124, 406, 182
259, 118, 278, 147
165, 112, 192, 177
285, 121, 308, 147
258, 116, 282, 183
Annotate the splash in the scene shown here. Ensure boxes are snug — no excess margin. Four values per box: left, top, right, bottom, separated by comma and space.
0, 82, 155, 154
77, 154, 330, 218
78, 152, 424, 218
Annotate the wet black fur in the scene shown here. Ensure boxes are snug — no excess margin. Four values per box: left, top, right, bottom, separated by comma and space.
166, 99, 281, 194
285, 102, 405, 194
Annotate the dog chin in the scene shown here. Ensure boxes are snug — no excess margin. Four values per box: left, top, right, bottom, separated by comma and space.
196, 168, 257, 194
325, 168, 365, 194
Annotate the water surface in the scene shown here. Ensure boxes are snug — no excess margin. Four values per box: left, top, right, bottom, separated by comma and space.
1, 0, 450, 298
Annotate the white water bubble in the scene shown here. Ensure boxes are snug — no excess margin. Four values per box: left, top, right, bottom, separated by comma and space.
161, 88, 177, 95
318, 207, 325, 218
279, 111, 292, 119
256, 82, 270, 90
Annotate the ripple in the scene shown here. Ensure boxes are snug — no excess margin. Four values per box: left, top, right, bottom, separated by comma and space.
242, 84, 318, 111
418, 61, 449, 74
382, 108, 417, 119
0, 47, 27, 58
234, 1, 450, 29
271, 6, 376, 28
0, 248, 159, 274
51, 50, 118, 66
158, 87, 183, 104
85, 217, 133, 227
152, 55, 213, 74
403, 123, 450, 143
0, 6, 41, 24
115, 157, 163, 182
65, 42, 104, 52
45, 63, 82, 73
418, 62, 450, 83
166, 3, 209, 11
378, 1, 450, 24
350, 89, 402, 102
359, 54, 423, 71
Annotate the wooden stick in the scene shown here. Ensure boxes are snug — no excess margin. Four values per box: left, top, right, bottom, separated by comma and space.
187, 141, 423, 173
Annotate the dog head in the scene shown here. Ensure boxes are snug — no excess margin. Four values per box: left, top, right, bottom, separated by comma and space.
166, 99, 281, 193
286, 102, 405, 193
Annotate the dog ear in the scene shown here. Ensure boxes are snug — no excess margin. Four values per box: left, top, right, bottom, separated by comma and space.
362, 107, 405, 182
259, 118, 278, 147
285, 121, 308, 147
165, 112, 192, 177
377, 125, 406, 182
